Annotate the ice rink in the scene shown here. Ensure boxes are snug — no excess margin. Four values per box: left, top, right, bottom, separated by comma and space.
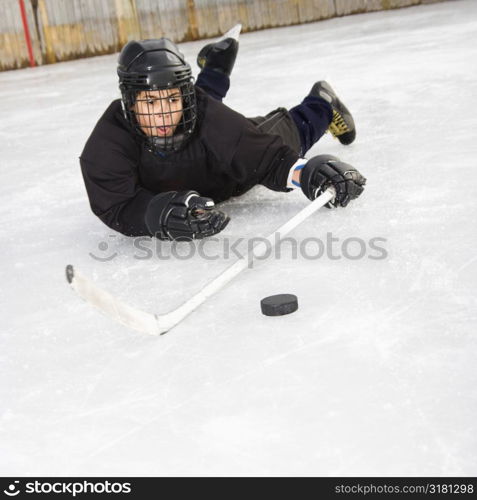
1, 0, 476, 476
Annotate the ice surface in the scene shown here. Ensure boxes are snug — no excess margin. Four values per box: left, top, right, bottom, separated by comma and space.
1, 0, 476, 476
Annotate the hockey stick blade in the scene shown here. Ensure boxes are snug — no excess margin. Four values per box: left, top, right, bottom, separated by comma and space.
66, 264, 166, 335
66, 187, 335, 336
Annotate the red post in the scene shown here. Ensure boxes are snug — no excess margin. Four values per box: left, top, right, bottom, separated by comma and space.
18, 0, 36, 67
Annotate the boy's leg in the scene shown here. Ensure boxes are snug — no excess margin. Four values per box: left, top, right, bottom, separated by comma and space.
195, 68, 230, 102
289, 81, 356, 155
195, 38, 238, 102
248, 108, 302, 153
289, 94, 332, 156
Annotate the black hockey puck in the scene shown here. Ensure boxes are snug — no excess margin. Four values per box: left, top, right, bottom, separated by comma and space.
65, 264, 74, 284
260, 294, 298, 316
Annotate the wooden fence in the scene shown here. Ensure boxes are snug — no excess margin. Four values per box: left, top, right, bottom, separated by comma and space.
1, 0, 445, 71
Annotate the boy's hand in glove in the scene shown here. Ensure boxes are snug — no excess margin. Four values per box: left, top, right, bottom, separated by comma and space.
145, 191, 229, 241
299, 154, 366, 207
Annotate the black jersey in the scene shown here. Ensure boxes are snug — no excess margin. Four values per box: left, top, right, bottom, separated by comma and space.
80, 87, 299, 236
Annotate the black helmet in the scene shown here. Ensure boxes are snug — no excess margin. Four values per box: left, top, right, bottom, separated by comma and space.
117, 38, 197, 154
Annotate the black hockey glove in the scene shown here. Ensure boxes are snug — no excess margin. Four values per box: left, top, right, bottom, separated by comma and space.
300, 155, 366, 207
145, 191, 230, 241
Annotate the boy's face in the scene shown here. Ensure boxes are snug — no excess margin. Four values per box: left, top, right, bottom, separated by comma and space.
134, 88, 183, 137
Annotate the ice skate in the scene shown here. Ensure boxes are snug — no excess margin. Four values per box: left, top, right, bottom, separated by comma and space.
309, 81, 356, 145
197, 37, 239, 76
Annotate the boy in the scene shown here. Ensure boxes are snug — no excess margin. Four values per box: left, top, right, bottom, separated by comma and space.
80, 37, 366, 241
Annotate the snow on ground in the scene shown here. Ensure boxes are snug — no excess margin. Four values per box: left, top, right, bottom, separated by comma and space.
1, 0, 476, 476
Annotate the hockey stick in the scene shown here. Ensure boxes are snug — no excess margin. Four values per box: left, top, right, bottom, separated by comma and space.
66, 187, 335, 336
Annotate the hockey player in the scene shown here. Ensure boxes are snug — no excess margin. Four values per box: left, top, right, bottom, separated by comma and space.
80, 37, 366, 241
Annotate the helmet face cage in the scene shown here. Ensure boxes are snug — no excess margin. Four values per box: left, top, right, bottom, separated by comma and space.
121, 80, 197, 154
